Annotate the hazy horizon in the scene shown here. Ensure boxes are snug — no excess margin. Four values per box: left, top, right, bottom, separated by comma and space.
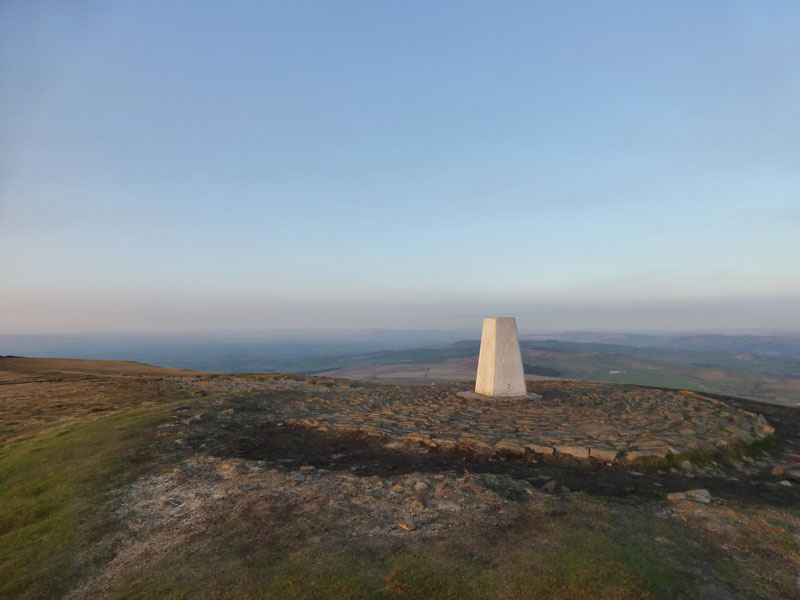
3, 315, 800, 338
3, 2, 799, 334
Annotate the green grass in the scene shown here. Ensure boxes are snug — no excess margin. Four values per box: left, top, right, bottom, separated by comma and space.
0, 403, 178, 600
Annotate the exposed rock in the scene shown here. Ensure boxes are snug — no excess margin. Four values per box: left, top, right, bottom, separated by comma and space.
432, 438, 457, 451
457, 436, 494, 455
556, 445, 589, 459
401, 432, 431, 447
669, 489, 712, 504
686, 489, 712, 503
494, 439, 526, 456
525, 443, 554, 455
177, 377, 770, 470
757, 414, 775, 434
398, 518, 417, 531
461, 479, 487, 493
589, 447, 617, 462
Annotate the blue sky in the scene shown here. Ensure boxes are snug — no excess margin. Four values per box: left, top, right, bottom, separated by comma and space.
2, 1, 799, 333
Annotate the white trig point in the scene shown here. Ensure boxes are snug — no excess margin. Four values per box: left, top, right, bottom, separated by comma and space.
474, 317, 533, 398
475, 317, 526, 396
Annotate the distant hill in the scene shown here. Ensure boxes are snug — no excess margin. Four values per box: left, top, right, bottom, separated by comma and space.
4, 330, 800, 405
0, 329, 476, 373
522, 331, 800, 359
321, 338, 800, 406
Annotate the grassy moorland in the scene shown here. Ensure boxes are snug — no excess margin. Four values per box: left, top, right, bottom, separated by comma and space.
1, 358, 799, 599
0, 405, 177, 599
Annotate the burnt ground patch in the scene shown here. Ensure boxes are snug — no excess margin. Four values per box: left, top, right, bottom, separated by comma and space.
174, 390, 800, 509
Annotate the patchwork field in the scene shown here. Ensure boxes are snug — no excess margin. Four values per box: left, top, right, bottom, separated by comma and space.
2, 358, 800, 599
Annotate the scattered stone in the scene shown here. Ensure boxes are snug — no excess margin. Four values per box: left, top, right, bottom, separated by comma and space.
458, 437, 493, 455
398, 518, 416, 532
462, 480, 487, 494
556, 445, 590, 459
680, 460, 694, 472
494, 439, 526, 456
757, 414, 775, 434
631, 445, 672, 459
525, 443, 554, 455
779, 480, 792, 487
432, 438, 457, 451
542, 480, 557, 492
405, 498, 426, 511
626, 451, 649, 462
668, 489, 712, 504
401, 432, 431, 447
589, 447, 618, 462
358, 520, 381, 532
771, 465, 785, 476
687, 489, 712, 503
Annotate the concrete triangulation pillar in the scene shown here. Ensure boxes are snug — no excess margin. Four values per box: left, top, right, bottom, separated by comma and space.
475, 317, 527, 397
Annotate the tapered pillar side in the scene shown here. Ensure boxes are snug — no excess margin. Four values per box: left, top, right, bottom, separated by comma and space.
475, 318, 498, 396
474, 317, 526, 397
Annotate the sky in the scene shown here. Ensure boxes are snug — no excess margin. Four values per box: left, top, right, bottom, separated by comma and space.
2, 1, 799, 334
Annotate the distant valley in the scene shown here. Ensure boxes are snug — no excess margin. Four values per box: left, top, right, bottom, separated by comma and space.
3, 330, 800, 405
320, 335, 800, 406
